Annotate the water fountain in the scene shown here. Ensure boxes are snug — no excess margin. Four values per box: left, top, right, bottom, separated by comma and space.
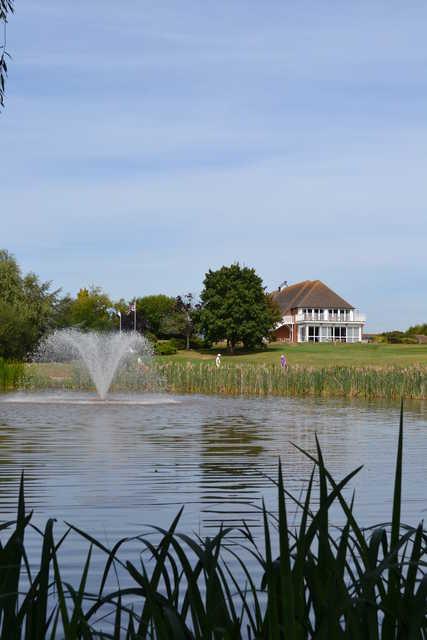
37, 329, 155, 399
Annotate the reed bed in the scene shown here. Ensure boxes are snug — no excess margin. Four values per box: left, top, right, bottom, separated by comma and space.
5, 361, 427, 400
0, 358, 25, 391
1, 408, 427, 638
157, 362, 427, 400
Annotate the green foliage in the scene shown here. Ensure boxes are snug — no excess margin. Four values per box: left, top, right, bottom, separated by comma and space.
154, 340, 177, 355
144, 330, 159, 345
157, 362, 427, 399
169, 337, 187, 350
66, 287, 114, 331
2, 412, 427, 637
381, 331, 418, 344
407, 323, 427, 336
0, 250, 60, 359
189, 335, 207, 349
136, 295, 176, 336
381, 323, 427, 343
169, 335, 206, 350
160, 294, 199, 348
0, 249, 21, 302
0, 358, 24, 390
52, 294, 75, 328
199, 263, 281, 352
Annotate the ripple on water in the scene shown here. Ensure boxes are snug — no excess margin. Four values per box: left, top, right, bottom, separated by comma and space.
0, 392, 426, 584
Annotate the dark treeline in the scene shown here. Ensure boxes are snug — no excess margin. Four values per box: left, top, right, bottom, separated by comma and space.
379, 326, 427, 344
0, 250, 201, 358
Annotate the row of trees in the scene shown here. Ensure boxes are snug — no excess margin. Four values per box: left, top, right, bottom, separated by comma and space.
0, 251, 281, 359
379, 325, 427, 344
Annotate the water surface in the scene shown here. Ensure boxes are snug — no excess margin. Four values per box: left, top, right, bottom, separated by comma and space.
0, 391, 426, 580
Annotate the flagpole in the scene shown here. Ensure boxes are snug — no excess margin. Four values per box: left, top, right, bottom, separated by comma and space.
134, 301, 137, 332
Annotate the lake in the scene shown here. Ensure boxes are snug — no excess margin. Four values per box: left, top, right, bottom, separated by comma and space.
0, 391, 426, 584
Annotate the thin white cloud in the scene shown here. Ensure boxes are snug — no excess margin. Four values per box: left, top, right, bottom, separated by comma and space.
2, 0, 427, 332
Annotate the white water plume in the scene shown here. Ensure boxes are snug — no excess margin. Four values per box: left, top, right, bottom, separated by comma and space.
36, 329, 154, 399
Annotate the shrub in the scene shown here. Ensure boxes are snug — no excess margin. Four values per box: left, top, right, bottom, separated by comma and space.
189, 335, 206, 349
143, 330, 158, 345
167, 336, 209, 350
154, 340, 177, 355
170, 337, 187, 350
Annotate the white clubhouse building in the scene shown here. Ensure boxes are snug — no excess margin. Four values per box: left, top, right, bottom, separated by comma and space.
271, 280, 366, 343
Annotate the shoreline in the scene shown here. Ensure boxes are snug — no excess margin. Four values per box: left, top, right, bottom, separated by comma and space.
12, 361, 427, 401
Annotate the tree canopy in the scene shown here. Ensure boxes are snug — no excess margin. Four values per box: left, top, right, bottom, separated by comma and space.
65, 287, 114, 331
199, 263, 281, 352
407, 324, 427, 336
0, 250, 60, 359
136, 295, 176, 336
160, 294, 200, 349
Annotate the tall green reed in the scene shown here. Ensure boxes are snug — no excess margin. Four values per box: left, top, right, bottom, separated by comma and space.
10, 362, 427, 399
156, 362, 427, 400
0, 358, 25, 391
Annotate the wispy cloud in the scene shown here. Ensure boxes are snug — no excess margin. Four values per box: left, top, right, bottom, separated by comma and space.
2, 1, 427, 331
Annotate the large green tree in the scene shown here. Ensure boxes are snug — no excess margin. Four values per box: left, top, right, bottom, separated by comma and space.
135, 295, 176, 336
160, 294, 200, 349
0, 250, 60, 359
199, 263, 281, 353
66, 287, 114, 331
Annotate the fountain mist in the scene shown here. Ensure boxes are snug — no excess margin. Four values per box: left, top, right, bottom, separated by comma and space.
37, 329, 154, 399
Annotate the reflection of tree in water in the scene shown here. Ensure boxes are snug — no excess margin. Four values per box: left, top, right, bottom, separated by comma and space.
198, 415, 270, 534
0, 424, 40, 512
200, 415, 267, 480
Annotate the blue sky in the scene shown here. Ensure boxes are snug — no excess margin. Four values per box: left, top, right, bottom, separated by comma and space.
2, 1, 427, 331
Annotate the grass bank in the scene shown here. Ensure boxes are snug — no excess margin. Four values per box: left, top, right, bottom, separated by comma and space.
159, 341, 427, 368
1, 411, 427, 637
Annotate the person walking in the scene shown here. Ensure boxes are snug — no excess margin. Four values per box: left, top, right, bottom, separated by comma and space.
215, 353, 222, 368
280, 353, 288, 370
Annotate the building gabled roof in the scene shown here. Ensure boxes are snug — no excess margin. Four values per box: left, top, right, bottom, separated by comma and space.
271, 280, 354, 315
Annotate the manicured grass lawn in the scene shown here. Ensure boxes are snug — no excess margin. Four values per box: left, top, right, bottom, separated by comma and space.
158, 342, 427, 368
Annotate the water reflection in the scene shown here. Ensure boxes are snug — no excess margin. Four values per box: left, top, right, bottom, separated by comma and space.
198, 415, 267, 530
0, 392, 425, 575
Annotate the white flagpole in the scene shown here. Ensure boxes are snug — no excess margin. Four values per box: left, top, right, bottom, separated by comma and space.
134, 301, 137, 332
118, 311, 122, 334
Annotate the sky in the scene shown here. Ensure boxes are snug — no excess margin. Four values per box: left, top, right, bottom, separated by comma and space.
1, 1, 427, 332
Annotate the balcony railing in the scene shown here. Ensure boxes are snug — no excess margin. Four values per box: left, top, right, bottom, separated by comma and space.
280, 312, 366, 324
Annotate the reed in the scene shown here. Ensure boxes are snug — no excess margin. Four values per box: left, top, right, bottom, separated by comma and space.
0, 358, 25, 391
0, 408, 427, 638
156, 362, 427, 400
5, 361, 427, 400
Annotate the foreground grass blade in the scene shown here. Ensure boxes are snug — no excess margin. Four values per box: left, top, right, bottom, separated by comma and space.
382, 401, 404, 640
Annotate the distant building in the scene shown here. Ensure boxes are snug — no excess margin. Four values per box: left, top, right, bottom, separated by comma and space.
271, 280, 366, 343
